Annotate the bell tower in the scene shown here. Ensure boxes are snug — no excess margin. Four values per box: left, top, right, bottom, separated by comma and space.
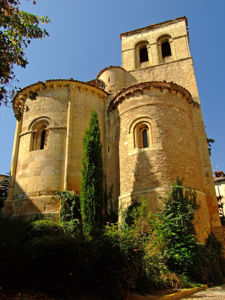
120, 17, 200, 103
117, 17, 224, 246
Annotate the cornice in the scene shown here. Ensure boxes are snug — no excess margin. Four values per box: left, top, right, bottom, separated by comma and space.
108, 81, 199, 111
13, 79, 108, 115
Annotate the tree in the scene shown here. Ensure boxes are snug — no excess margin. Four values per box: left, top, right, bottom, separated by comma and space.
207, 137, 215, 156
159, 178, 198, 274
80, 111, 104, 236
0, 0, 50, 106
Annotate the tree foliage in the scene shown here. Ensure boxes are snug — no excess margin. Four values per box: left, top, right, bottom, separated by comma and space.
80, 111, 104, 236
0, 0, 50, 106
57, 190, 81, 223
159, 178, 199, 274
207, 137, 215, 156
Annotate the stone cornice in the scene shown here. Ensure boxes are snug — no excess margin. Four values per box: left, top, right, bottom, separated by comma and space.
97, 66, 127, 79
13, 79, 108, 115
120, 16, 188, 39
108, 81, 199, 111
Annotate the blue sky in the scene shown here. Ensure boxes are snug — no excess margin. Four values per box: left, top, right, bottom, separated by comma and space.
0, 0, 225, 174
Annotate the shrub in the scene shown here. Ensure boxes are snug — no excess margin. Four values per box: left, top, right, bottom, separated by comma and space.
57, 190, 82, 235
25, 219, 65, 240
0, 216, 30, 291
101, 227, 145, 299
57, 190, 81, 223
191, 233, 224, 284
158, 178, 198, 274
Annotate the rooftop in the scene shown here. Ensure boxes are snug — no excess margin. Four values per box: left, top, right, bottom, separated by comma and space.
120, 16, 188, 39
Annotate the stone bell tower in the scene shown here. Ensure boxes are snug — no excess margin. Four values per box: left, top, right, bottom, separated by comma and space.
106, 17, 223, 244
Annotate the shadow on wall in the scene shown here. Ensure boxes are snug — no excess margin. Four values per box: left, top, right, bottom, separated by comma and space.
132, 150, 164, 213
105, 107, 121, 217
0, 174, 9, 211
1, 180, 60, 220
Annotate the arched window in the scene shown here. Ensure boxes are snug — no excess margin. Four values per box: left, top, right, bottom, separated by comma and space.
29, 118, 50, 151
40, 129, 46, 150
135, 123, 149, 149
141, 128, 148, 148
135, 41, 150, 68
157, 35, 173, 63
139, 46, 149, 63
161, 40, 171, 58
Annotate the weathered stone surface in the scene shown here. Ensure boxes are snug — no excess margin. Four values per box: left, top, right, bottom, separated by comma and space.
3, 17, 224, 246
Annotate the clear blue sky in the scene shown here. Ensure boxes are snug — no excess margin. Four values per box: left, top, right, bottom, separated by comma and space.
0, 0, 225, 175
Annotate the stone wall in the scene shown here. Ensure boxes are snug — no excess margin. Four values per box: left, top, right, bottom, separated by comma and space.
111, 84, 211, 242
4, 81, 107, 218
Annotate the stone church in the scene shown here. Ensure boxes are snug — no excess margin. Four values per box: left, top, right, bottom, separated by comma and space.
3, 17, 224, 244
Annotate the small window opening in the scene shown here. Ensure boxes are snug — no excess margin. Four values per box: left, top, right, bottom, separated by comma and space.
108, 146, 110, 153
40, 129, 46, 150
142, 129, 148, 148
161, 41, 171, 58
139, 46, 148, 63
135, 123, 149, 149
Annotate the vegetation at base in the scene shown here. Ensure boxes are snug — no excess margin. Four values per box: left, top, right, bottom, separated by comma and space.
0, 216, 145, 300
0, 178, 225, 299
159, 178, 198, 274
0, 1, 50, 109
1, 122, 224, 300
191, 233, 225, 283
57, 190, 82, 234
80, 111, 104, 236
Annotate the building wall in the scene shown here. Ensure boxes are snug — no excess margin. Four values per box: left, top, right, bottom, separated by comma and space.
119, 17, 222, 243
10, 87, 68, 216
3, 81, 107, 217
67, 86, 106, 192
2, 17, 224, 246
110, 84, 211, 242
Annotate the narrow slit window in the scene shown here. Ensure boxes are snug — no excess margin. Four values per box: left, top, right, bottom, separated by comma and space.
161, 41, 171, 58
142, 129, 148, 148
40, 129, 46, 150
139, 46, 148, 63
135, 123, 150, 149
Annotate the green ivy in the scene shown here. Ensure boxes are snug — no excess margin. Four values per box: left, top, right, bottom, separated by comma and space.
57, 190, 81, 224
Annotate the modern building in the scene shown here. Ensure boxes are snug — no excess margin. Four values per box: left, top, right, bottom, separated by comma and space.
214, 171, 225, 218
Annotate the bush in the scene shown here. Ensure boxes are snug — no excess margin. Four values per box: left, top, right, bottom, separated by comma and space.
23, 234, 92, 297
25, 219, 65, 240
57, 190, 81, 223
0, 216, 30, 292
23, 229, 147, 300
191, 233, 224, 284
99, 227, 145, 299
57, 190, 82, 235
158, 178, 198, 275
0, 215, 148, 300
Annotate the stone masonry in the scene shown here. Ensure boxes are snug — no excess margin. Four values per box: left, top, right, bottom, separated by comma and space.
2, 17, 224, 246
